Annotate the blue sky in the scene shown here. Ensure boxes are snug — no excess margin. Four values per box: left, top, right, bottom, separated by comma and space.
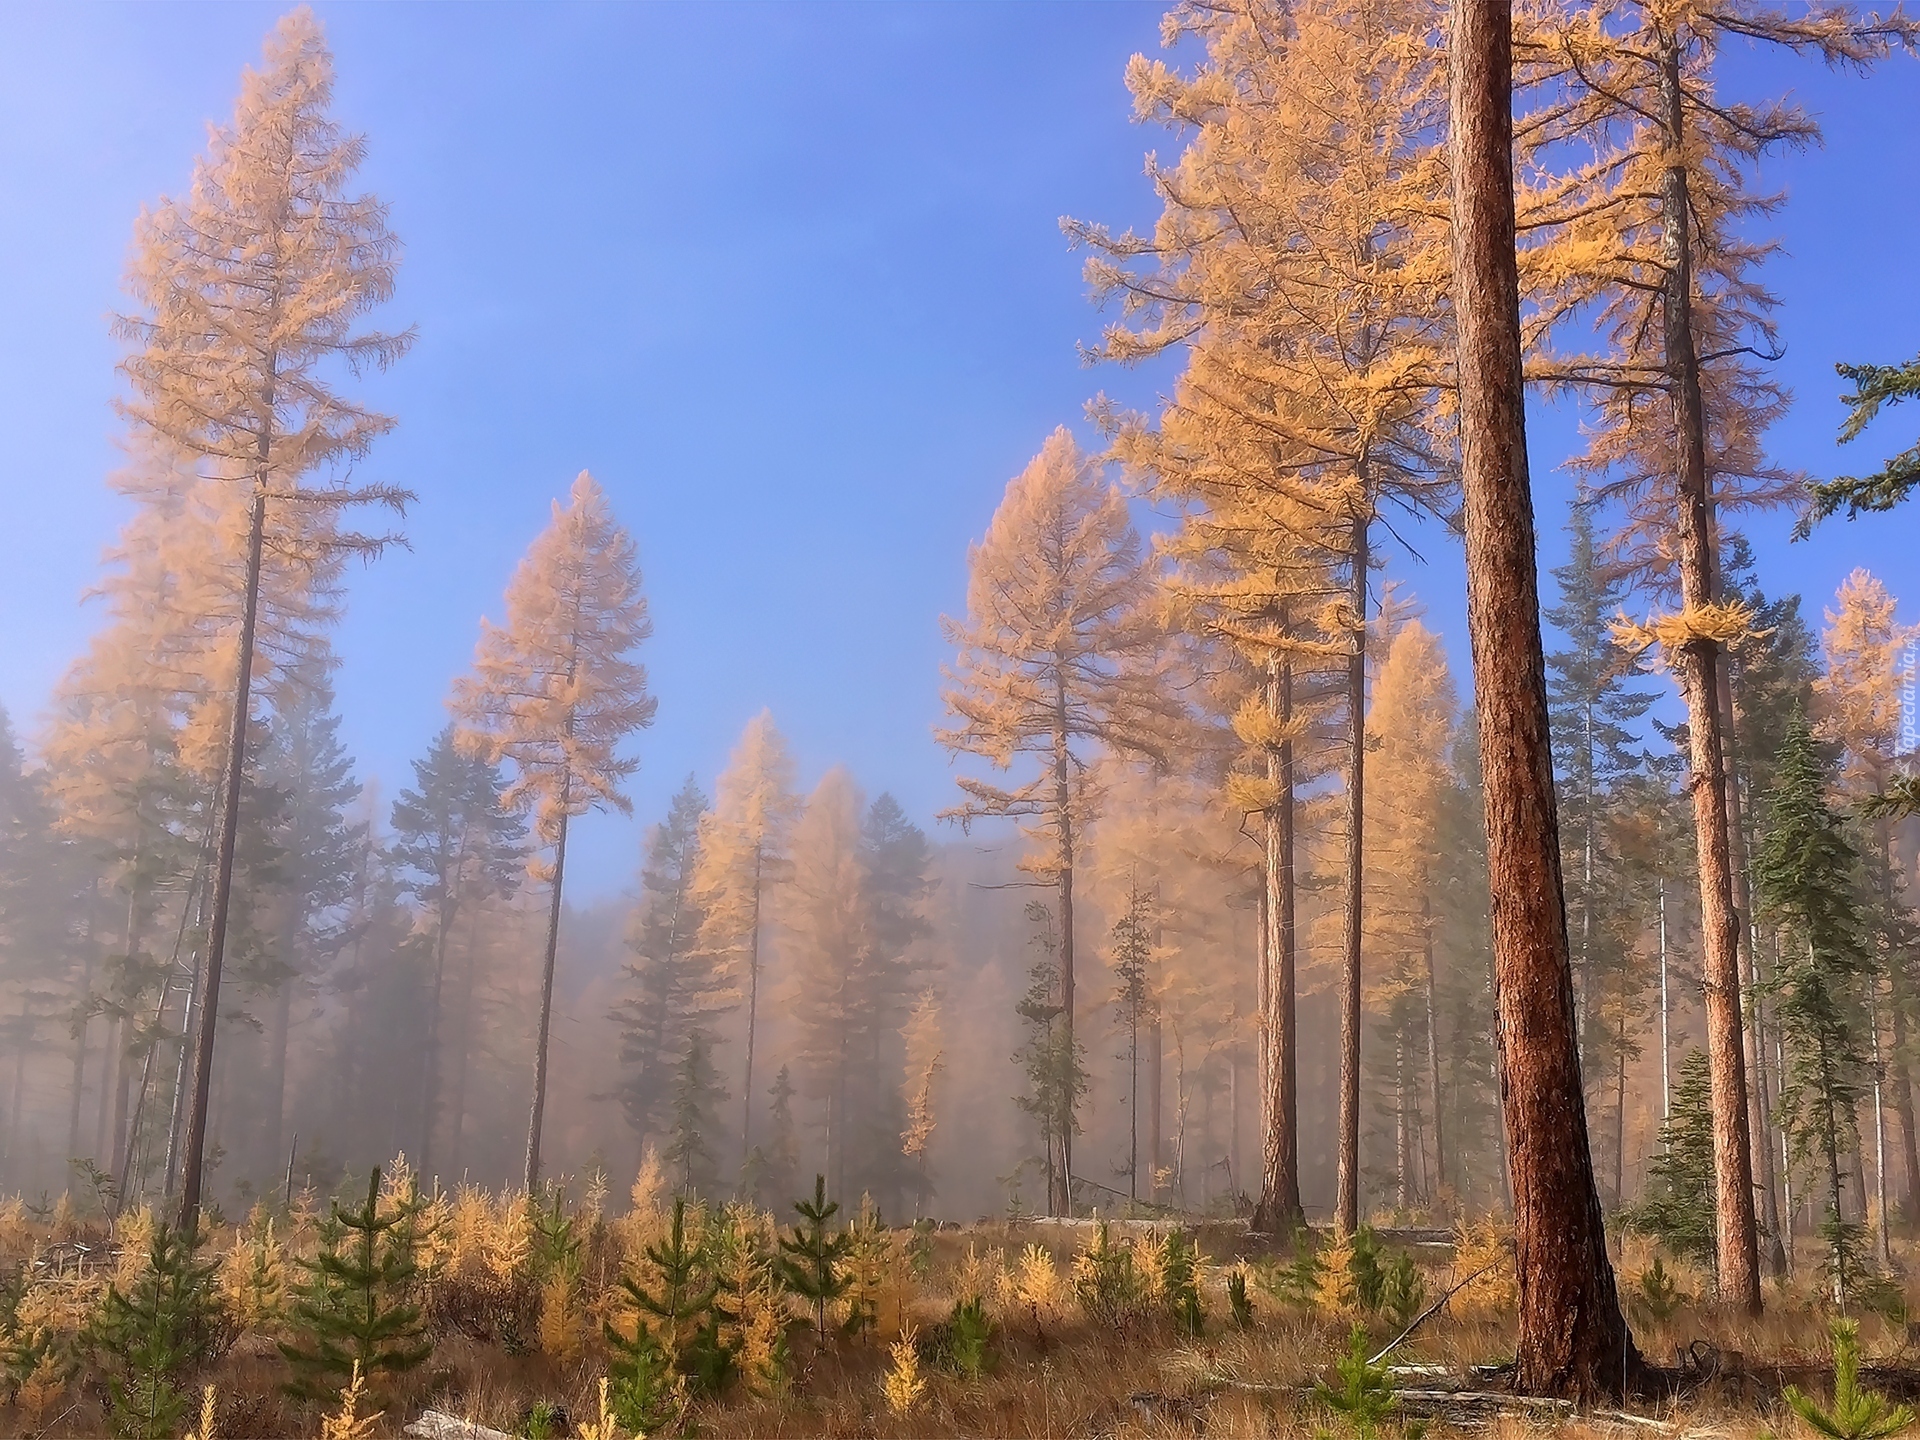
1, 3, 1915, 899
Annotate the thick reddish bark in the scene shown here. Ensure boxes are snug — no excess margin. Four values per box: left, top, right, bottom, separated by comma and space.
1449, 0, 1643, 1396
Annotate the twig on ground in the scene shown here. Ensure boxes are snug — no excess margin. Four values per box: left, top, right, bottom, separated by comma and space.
1368, 1255, 1505, 1366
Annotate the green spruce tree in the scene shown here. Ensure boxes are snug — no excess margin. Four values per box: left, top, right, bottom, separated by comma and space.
89, 1222, 221, 1440
1758, 713, 1873, 1302
605, 1195, 731, 1430
613, 778, 727, 1151
1013, 902, 1085, 1216
1623, 1050, 1718, 1266
389, 724, 524, 1177
280, 1168, 430, 1401
1544, 496, 1656, 1082
776, 1175, 851, 1338
663, 1029, 728, 1199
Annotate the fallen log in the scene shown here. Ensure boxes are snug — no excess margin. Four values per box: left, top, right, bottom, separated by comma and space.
1200, 1377, 1681, 1434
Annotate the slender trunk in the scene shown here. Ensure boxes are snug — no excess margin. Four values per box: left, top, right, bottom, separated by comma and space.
1254, 658, 1304, 1232
419, 872, 457, 1180
1395, 1035, 1412, 1211
67, 901, 96, 1162
1053, 671, 1076, 1217
1256, 878, 1270, 1197
1613, 1002, 1628, 1208
1579, 711, 1595, 1070
450, 896, 483, 1177
178, 481, 268, 1232
524, 790, 571, 1193
1422, 887, 1446, 1198
265, 973, 292, 1178
1822, 1030, 1846, 1302
110, 1025, 133, 1190
1450, 0, 1642, 1392
1659, 882, 1671, 1122
1229, 1047, 1240, 1204
1149, 1015, 1163, 1201
1655, 30, 1760, 1314
1778, 1010, 1796, 1270
1889, 962, 1919, 1222
1337, 512, 1369, 1235
1869, 981, 1893, 1266
1876, 817, 1919, 1223
1717, 598, 1788, 1276
109, 890, 142, 1177
1121, 1006, 1136, 1205
742, 847, 763, 1163
116, 974, 177, 1210
94, 1016, 115, 1165
162, 819, 213, 1204
162, 961, 196, 1203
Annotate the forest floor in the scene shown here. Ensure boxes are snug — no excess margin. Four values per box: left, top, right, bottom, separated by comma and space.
0, 1195, 1911, 1440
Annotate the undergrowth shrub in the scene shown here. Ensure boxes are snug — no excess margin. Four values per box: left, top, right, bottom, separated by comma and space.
88, 1221, 223, 1440
280, 1168, 430, 1403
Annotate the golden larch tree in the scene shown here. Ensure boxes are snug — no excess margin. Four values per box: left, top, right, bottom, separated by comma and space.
691, 709, 802, 1163
1070, 0, 1455, 1232
1814, 569, 1918, 1232
1362, 619, 1456, 1206
115, 7, 415, 1227
781, 766, 869, 1201
938, 427, 1177, 1214
452, 470, 656, 1192
899, 990, 944, 1218
1514, 0, 1918, 1311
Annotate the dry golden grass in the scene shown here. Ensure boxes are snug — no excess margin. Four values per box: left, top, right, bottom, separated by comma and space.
1, 1190, 1913, 1438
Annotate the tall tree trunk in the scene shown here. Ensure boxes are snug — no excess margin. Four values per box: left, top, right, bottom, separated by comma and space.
1422, 887, 1446, 1198
109, 888, 143, 1178
1717, 601, 1788, 1274
1450, 0, 1643, 1392
1053, 674, 1076, 1217
1129, 1004, 1141, 1202
1889, 966, 1919, 1222
741, 848, 764, 1164
178, 480, 268, 1231
265, 974, 292, 1180
1655, 29, 1761, 1314
450, 899, 483, 1179
1337, 514, 1369, 1236
67, 899, 97, 1163
1868, 988, 1893, 1265
524, 791, 571, 1193
419, 847, 461, 1179
1874, 816, 1919, 1223
1613, 1003, 1629, 1208
1396, 1035, 1412, 1210
1659, 882, 1672, 1121
94, 1016, 116, 1165
1150, 1015, 1163, 1201
1254, 659, 1304, 1232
